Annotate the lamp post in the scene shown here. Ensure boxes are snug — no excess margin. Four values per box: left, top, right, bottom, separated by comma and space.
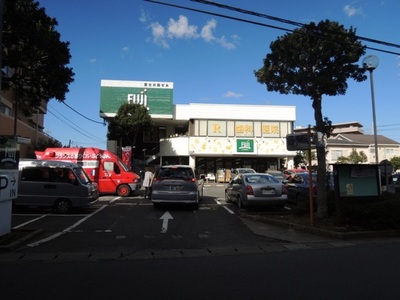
362, 55, 379, 164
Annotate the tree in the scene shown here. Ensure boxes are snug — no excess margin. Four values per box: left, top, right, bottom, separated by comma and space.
255, 20, 366, 217
107, 103, 153, 147
336, 148, 367, 164
294, 151, 306, 167
390, 156, 400, 171
2, 0, 74, 116
36, 136, 63, 150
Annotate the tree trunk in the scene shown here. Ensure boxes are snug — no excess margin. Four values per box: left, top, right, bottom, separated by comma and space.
312, 97, 328, 218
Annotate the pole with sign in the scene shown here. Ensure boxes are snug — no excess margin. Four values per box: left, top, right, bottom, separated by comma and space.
0, 136, 20, 236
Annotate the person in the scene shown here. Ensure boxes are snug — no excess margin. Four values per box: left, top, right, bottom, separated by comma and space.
143, 167, 154, 199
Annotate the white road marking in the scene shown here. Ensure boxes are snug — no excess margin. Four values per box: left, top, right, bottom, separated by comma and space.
160, 211, 173, 234
222, 205, 235, 214
13, 213, 50, 229
213, 198, 235, 214
27, 205, 108, 247
109, 196, 121, 203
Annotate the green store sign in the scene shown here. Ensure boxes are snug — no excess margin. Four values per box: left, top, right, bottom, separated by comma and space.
237, 139, 254, 152
100, 80, 174, 117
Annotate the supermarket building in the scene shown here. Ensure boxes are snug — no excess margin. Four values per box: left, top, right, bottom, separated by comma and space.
100, 80, 297, 178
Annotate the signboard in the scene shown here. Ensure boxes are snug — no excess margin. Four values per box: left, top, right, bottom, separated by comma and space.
286, 133, 310, 151
0, 170, 18, 200
334, 164, 380, 199
100, 80, 174, 118
0, 143, 19, 201
237, 139, 254, 153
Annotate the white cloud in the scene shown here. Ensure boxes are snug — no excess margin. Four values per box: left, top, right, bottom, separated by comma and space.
89, 58, 97, 64
223, 91, 243, 98
167, 15, 198, 39
122, 46, 129, 52
147, 15, 238, 50
139, 8, 147, 23
149, 22, 170, 48
217, 36, 236, 50
343, 4, 362, 17
201, 19, 217, 42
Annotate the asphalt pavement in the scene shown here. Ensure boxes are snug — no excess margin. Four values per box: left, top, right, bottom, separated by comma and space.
2, 183, 400, 256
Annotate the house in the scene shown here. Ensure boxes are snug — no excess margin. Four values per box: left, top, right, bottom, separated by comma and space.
294, 122, 400, 165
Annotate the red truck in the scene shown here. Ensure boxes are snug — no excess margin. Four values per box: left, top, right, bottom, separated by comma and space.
35, 147, 141, 196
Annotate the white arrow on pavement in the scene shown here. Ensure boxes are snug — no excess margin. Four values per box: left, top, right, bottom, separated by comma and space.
160, 211, 173, 233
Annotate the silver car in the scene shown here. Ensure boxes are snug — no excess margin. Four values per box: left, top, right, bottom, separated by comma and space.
225, 173, 287, 208
151, 165, 204, 209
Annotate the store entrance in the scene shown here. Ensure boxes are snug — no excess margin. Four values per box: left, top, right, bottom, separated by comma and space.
195, 156, 283, 182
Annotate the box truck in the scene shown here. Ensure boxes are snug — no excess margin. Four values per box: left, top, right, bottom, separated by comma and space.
35, 147, 142, 197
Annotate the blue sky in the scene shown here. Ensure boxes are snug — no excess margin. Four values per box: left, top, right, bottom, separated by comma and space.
38, 0, 400, 148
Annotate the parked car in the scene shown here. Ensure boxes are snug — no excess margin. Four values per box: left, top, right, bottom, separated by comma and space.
265, 170, 285, 182
231, 168, 256, 176
283, 168, 309, 180
287, 172, 334, 203
205, 173, 216, 182
151, 165, 204, 209
225, 173, 288, 208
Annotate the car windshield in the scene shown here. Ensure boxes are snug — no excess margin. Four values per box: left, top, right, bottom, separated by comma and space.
245, 174, 279, 184
237, 168, 256, 174
73, 167, 91, 184
158, 167, 194, 179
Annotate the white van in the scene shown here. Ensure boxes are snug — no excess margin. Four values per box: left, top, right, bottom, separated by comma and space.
15, 159, 99, 213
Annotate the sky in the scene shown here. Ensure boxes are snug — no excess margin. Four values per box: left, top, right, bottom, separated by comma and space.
37, 0, 400, 149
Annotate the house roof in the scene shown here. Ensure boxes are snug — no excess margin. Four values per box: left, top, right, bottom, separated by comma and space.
328, 134, 400, 146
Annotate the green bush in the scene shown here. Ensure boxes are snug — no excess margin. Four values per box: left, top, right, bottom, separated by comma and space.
291, 191, 400, 230
339, 192, 400, 230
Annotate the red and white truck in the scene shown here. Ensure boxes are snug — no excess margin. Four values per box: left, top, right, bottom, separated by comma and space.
35, 147, 142, 197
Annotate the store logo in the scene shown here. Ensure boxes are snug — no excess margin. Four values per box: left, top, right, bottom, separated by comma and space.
127, 93, 148, 108
237, 139, 254, 152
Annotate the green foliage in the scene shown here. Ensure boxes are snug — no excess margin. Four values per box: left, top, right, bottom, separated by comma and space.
254, 20, 366, 100
2, 0, 74, 116
254, 19, 367, 217
340, 192, 400, 230
336, 148, 368, 164
107, 103, 153, 146
35, 137, 62, 150
390, 156, 400, 171
294, 151, 306, 167
292, 191, 400, 230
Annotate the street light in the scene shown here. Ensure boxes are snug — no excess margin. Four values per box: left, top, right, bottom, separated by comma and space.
362, 55, 379, 164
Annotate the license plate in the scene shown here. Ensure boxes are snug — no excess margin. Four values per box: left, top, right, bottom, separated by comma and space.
262, 189, 275, 195
169, 186, 180, 191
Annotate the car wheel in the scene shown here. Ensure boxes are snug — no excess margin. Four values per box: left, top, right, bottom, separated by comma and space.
225, 191, 232, 203
117, 184, 131, 197
54, 199, 72, 214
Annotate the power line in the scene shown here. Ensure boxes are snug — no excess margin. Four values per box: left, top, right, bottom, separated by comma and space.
47, 104, 106, 145
144, 0, 400, 56
62, 101, 105, 125
192, 0, 400, 50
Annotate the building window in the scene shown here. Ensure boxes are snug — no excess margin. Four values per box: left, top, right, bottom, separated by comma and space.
331, 150, 345, 160
0, 103, 11, 116
386, 148, 394, 155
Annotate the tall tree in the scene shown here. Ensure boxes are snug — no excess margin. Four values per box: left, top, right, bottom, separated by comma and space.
2, 0, 74, 116
255, 20, 366, 217
107, 103, 153, 147
336, 148, 368, 164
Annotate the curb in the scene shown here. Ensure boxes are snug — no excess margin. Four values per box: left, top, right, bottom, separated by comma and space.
240, 212, 400, 240
0, 229, 43, 252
